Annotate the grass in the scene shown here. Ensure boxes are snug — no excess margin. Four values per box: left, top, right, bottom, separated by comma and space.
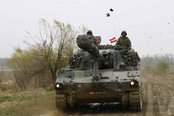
0, 96, 13, 103
0, 90, 56, 116
0, 108, 16, 116
0, 71, 57, 116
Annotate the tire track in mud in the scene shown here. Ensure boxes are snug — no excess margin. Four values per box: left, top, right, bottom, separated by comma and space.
142, 74, 174, 116
152, 85, 160, 116
142, 82, 153, 116
165, 88, 174, 115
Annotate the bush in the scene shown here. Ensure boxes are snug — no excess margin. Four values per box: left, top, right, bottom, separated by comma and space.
156, 60, 169, 73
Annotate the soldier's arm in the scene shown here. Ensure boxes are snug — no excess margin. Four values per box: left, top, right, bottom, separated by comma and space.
115, 38, 121, 49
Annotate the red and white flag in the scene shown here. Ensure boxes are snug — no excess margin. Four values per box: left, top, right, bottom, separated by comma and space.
109, 37, 117, 43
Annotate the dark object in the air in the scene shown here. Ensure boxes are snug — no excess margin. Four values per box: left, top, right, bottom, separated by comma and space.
106, 13, 110, 17
110, 8, 114, 12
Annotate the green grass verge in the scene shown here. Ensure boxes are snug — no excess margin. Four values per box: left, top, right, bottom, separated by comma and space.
0, 90, 56, 116
0, 96, 13, 103
0, 108, 16, 116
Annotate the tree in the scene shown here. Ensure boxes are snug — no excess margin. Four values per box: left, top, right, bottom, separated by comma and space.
9, 19, 80, 88
34, 19, 77, 83
8, 48, 34, 90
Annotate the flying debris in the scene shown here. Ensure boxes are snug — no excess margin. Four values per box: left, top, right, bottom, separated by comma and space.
110, 8, 114, 12
106, 8, 114, 17
106, 13, 110, 17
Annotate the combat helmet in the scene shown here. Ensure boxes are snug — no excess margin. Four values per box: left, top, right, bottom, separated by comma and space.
87, 30, 93, 36
121, 30, 127, 37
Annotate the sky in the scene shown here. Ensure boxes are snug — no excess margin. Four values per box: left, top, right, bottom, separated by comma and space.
0, 0, 174, 57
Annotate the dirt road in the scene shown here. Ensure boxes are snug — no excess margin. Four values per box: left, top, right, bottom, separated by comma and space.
42, 74, 174, 116
141, 74, 174, 116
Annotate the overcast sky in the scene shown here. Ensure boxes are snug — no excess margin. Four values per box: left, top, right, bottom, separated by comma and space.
0, 0, 174, 57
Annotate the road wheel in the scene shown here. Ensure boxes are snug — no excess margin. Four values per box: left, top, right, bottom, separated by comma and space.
129, 91, 143, 111
55, 94, 68, 111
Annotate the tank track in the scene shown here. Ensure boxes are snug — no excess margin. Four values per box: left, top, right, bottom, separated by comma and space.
55, 94, 67, 111
129, 91, 142, 111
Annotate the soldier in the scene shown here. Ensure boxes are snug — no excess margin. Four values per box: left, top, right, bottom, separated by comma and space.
76, 30, 100, 59
114, 31, 132, 70
86, 30, 95, 44
115, 30, 131, 51
87, 30, 100, 46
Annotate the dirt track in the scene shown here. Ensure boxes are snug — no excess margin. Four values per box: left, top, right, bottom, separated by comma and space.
141, 74, 174, 116
42, 74, 174, 116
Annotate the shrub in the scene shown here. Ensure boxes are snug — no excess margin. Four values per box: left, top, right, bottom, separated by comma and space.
156, 60, 169, 74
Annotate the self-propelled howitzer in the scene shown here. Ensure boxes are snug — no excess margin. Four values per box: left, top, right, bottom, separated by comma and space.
55, 34, 142, 111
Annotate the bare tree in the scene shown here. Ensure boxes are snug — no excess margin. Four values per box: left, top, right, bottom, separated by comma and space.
34, 19, 77, 83
8, 19, 85, 89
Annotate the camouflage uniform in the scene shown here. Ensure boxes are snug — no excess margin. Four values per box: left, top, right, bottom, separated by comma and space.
87, 30, 101, 46
114, 31, 132, 70
87, 30, 96, 45
115, 36, 131, 51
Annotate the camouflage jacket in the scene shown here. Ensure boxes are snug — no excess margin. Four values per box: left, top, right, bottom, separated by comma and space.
115, 36, 131, 50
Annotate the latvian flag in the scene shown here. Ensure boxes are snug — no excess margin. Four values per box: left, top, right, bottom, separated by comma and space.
110, 37, 117, 43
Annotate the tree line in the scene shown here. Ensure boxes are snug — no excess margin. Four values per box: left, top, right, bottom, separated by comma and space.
141, 54, 174, 74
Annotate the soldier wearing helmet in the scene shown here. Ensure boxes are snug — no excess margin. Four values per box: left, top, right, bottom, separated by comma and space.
115, 30, 131, 51
114, 31, 132, 70
86, 30, 94, 44
86, 30, 100, 46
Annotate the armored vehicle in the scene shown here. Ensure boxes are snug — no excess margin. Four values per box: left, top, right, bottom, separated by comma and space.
55, 35, 142, 111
